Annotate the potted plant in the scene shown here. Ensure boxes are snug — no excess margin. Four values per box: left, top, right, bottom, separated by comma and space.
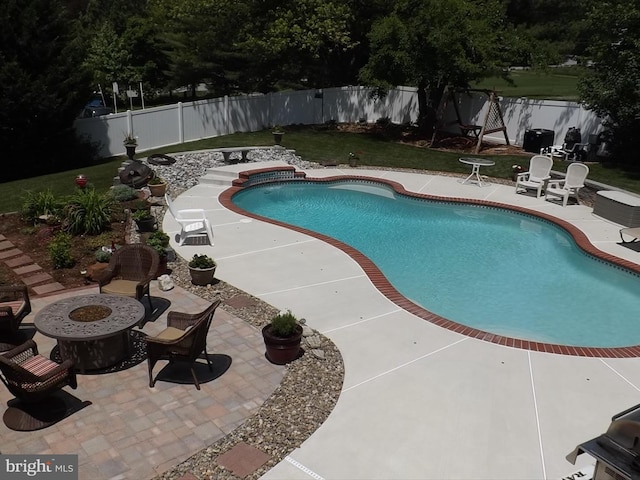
147, 174, 167, 197
132, 209, 156, 232
84, 247, 113, 282
272, 125, 285, 145
512, 164, 525, 182
146, 231, 171, 277
123, 132, 138, 160
188, 253, 216, 285
261, 310, 304, 365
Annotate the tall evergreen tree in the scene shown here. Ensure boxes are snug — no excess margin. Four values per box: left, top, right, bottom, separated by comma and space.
0, 0, 93, 180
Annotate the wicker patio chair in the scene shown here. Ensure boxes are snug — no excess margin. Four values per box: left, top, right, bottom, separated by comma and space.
0, 340, 77, 403
146, 300, 221, 390
0, 285, 31, 339
98, 244, 159, 312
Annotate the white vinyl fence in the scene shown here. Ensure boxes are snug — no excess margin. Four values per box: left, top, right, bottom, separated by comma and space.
74, 85, 603, 158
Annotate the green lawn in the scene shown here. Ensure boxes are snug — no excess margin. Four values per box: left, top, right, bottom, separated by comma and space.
472, 67, 582, 101
1, 125, 639, 214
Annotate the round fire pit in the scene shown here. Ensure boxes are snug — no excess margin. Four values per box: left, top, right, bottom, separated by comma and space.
34, 294, 145, 373
69, 305, 112, 322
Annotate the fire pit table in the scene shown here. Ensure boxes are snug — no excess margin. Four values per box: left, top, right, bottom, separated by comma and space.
34, 294, 145, 373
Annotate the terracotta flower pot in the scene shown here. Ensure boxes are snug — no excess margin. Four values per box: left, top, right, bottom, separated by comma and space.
262, 324, 303, 365
188, 266, 216, 286
148, 182, 167, 197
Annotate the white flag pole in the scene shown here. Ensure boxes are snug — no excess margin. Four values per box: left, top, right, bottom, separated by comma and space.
140, 81, 145, 109
112, 81, 119, 113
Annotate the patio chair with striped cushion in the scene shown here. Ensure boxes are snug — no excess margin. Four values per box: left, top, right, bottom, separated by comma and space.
0, 285, 31, 339
0, 340, 77, 403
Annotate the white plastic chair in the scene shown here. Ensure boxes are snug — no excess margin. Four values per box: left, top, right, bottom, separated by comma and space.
164, 194, 214, 245
544, 163, 590, 207
515, 155, 553, 198
543, 143, 589, 162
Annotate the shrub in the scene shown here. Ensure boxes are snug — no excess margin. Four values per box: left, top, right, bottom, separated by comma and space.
110, 185, 138, 202
94, 248, 111, 263
147, 174, 165, 185
270, 310, 299, 337
21, 189, 61, 223
146, 231, 170, 257
188, 254, 216, 269
48, 232, 74, 269
63, 188, 113, 235
84, 232, 115, 250
128, 199, 150, 212
132, 209, 152, 221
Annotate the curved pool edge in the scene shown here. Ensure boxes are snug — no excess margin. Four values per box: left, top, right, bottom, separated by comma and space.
219, 174, 640, 358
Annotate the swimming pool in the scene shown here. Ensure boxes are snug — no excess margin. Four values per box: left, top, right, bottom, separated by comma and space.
231, 179, 640, 349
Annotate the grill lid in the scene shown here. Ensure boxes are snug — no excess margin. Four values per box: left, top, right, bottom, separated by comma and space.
567, 403, 640, 480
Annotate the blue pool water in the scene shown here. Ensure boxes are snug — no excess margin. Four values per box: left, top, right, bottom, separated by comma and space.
232, 180, 640, 348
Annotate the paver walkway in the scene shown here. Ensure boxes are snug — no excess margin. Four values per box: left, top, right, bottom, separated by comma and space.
0, 234, 65, 295
0, 283, 285, 479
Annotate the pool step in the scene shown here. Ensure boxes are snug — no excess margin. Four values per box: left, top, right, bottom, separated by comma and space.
199, 160, 294, 187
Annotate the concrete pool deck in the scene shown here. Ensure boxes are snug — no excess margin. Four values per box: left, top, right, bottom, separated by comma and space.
165, 164, 640, 480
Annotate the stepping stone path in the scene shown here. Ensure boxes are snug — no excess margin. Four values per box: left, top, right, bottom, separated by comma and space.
0, 234, 65, 296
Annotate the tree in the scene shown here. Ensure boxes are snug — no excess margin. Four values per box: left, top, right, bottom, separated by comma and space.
83, 23, 133, 88
0, 0, 93, 180
358, 0, 526, 132
79, 0, 169, 98
578, 0, 640, 166
144, 0, 253, 98
240, 0, 359, 91
506, 0, 590, 62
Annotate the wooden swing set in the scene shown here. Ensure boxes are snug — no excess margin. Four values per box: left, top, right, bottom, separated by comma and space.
431, 87, 509, 153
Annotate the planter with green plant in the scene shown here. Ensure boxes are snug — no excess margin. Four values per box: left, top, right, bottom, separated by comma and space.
132, 209, 156, 232
147, 174, 167, 197
123, 132, 138, 160
272, 125, 285, 145
261, 310, 304, 364
188, 254, 216, 285
86, 247, 113, 281
146, 231, 171, 277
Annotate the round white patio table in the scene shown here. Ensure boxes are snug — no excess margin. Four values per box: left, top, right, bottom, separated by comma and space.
459, 157, 495, 187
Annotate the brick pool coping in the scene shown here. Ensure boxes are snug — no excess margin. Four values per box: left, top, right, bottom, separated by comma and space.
219, 173, 640, 358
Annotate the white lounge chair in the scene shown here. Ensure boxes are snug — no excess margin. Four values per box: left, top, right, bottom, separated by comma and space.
544, 163, 590, 207
620, 227, 640, 243
165, 194, 214, 246
515, 155, 553, 198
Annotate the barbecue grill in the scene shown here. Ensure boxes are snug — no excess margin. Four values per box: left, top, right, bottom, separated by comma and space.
567, 403, 640, 480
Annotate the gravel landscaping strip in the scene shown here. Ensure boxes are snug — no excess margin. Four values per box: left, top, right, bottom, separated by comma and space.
133, 150, 344, 479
